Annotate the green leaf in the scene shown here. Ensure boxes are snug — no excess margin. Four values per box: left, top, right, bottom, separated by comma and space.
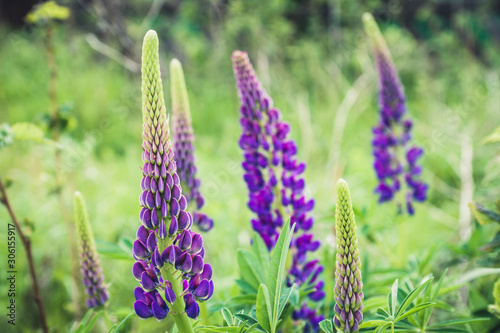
226, 294, 258, 307
396, 302, 436, 322
396, 277, 433, 317
253, 232, 270, 278
277, 285, 294, 322
222, 308, 235, 326
256, 284, 272, 333
426, 317, 490, 328
389, 279, 398, 317
238, 250, 265, 290
319, 319, 334, 333
364, 296, 388, 312
107, 312, 134, 333
443, 268, 500, 295
235, 279, 258, 294
73, 309, 94, 333
266, 219, 295, 332
359, 319, 391, 328
81, 311, 103, 333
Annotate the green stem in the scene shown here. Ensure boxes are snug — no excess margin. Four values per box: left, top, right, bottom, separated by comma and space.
163, 267, 194, 333
391, 322, 395, 333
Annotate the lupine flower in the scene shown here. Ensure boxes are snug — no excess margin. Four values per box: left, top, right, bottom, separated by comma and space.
363, 13, 428, 215
170, 58, 213, 232
132, 30, 213, 327
73, 191, 108, 309
334, 179, 363, 333
232, 50, 324, 332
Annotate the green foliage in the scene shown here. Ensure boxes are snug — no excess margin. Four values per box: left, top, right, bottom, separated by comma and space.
230, 220, 295, 333
358, 275, 488, 332
69, 309, 102, 333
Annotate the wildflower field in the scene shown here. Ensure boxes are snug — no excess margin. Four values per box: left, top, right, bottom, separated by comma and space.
1, 1, 500, 332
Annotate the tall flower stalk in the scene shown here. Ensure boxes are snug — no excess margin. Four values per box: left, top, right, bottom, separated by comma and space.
232, 51, 324, 332
170, 58, 213, 232
363, 13, 428, 215
132, 30, 213, 332
73, 192, 108, 308
334, 179, 363, 333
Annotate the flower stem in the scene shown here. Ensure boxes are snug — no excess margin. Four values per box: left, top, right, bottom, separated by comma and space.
163, 267, 194, 333
0, 176, 49, 333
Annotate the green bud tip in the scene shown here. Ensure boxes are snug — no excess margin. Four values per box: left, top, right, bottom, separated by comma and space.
362, 12, 391, 59
170, 58, 191, 117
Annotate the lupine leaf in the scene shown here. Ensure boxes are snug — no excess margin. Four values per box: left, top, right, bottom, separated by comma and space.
235, 279, 258, 294
256, 284, 272, 333
253, 232, 270, 278
73, 309, 94, 333
426, 317, 490, 328
222, 308, 235, 326
266, 219, 294, 332
319, 319, 334, 333
442, 268, 500, 295
107, 312, 133, 333
226, 294, 258, 307
389, 279, 398, 317
238, 250, 264, 290
395, 277, 433, 317
360, 319, 390, 328
81, 311, 103, 333
276, 285, 294, 323
395, 302, 435, 321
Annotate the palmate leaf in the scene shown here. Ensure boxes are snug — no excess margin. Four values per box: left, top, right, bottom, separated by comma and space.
395, 277, 433, 318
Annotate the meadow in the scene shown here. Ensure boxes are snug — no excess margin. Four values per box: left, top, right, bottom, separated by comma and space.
0, 1, 499, 332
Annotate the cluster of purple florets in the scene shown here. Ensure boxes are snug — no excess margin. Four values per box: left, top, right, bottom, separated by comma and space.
80, 242, 108, 309
233, 50, 325, 332
132, 135, 213, 321
173, 106, 214, 232
372, 50, 427, 215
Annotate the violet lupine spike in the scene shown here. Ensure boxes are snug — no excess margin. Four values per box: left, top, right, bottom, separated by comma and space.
132, 31, 213, 330
73, 192, 108, 309
363, 13, 428, 215
170, 58, 214, 232
232, 50, 324, 332
334, 179, 363, 333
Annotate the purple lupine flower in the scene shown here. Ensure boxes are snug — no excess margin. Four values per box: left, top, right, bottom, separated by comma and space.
232, 50, 324, 332
132, 30, 213, 325
73, 192, 108, 309
170, 59, 214, 232
364, 13, 428, 215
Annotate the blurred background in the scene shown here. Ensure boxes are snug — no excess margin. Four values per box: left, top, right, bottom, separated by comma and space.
1, 0, 500, 332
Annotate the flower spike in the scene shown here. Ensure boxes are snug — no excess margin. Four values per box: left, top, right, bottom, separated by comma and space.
363, 13, 428, 215
73, 191, 108, 309
232, 50, 324, 332
334, 179, 363, 333
170, 58, 214, 232
132, 31, 213, 331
